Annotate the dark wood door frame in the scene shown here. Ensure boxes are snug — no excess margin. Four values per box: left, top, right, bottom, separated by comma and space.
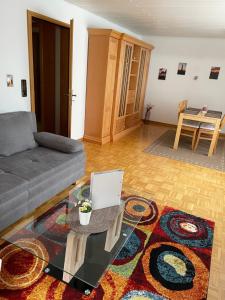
27, 10, 74, 137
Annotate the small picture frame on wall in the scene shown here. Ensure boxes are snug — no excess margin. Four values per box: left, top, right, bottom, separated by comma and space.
177, 63, 187, 75
6, 75, 14, 87
209, 67, 220, 80
158, 68, 167, 80
21, 79, 27, 97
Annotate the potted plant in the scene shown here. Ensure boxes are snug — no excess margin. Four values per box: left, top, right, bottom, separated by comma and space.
78, 199, 92, 225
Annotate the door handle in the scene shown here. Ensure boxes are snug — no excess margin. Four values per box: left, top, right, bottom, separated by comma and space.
64, 93, 77, 97
72, 94, 76, 102
64, 94, 77, 101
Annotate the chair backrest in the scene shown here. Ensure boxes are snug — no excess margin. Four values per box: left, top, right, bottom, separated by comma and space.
178, 100, 188, 117
220, 114, 225, 129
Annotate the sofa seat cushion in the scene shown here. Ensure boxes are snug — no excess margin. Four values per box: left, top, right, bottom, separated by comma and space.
28, 162, 85, 212
0, 111, 37, 157
0, 146, 85, 189
0, 197, 29, 231
0, 171, 28, 205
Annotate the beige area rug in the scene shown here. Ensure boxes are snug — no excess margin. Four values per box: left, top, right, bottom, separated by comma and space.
144, 130, 225, 171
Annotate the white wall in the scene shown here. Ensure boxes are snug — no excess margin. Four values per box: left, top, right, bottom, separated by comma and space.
145, 36, 225, 125
0, 0, 140, 139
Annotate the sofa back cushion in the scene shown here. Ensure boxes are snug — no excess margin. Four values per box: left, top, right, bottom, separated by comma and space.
0, 111, 37, 157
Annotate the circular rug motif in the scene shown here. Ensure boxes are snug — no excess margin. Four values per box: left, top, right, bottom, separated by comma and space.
113, 224, 146, 266
121, 290, 167, 299
159, 210, 213, 248
142, 242, 208, 299
150, 244, 195, 290
70, 184, 90, 203
117, 231, 141, 260
123, 196, 158, 225
0, 239, 49, 290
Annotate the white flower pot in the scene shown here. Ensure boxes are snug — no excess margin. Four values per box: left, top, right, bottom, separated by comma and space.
79, 210, 92, 225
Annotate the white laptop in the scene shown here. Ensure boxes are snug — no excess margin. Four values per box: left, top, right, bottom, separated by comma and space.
90, 170, 124, 210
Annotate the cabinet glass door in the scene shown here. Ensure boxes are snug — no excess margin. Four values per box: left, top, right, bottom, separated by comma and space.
118, 44, 133, 117
134, 49, 147, 112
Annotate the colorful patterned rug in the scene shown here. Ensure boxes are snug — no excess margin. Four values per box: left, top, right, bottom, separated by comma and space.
0, 185, 214, 300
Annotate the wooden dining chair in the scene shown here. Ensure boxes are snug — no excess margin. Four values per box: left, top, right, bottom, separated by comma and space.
178, 100, 188, 116
194, 115, 225, 153
178, 100, 201, 150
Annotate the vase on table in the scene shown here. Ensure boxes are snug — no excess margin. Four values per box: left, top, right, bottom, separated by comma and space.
202, 105, 208, 114
78, 198, 92, 225
79, 209, 92, 225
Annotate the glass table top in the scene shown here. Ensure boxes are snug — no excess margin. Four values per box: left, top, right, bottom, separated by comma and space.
1, 183, 152, 292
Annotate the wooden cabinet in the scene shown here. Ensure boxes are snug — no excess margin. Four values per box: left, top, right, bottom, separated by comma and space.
84, 29, 154, 144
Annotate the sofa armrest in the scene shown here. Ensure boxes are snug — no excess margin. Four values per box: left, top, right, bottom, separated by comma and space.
34, 132, 84, 153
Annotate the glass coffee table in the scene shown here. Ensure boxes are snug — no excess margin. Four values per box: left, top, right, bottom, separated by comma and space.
1, 183, 149, 294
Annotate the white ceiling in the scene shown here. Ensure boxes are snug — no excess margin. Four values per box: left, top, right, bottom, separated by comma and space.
67, 0, 225, 38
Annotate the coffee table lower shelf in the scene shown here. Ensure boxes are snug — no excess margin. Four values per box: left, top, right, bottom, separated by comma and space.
44, 263, 94, 295
43, 226, 131, 294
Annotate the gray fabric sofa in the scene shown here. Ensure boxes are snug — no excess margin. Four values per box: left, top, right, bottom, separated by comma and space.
0, 111, 85, 231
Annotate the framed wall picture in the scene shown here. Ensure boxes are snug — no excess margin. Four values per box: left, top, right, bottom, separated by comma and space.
158, 68, 167, 80
177, 63, 187, 75
6, 75, 14, 87
209, 67, 220, 80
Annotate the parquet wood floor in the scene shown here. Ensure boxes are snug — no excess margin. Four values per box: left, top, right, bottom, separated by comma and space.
0, 124, 224, 299
84, 124, 225, 300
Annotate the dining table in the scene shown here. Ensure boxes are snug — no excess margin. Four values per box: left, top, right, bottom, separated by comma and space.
173, 107, 222, 157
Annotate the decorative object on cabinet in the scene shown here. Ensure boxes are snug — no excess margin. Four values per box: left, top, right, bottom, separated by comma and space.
84, 29, 154, 144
